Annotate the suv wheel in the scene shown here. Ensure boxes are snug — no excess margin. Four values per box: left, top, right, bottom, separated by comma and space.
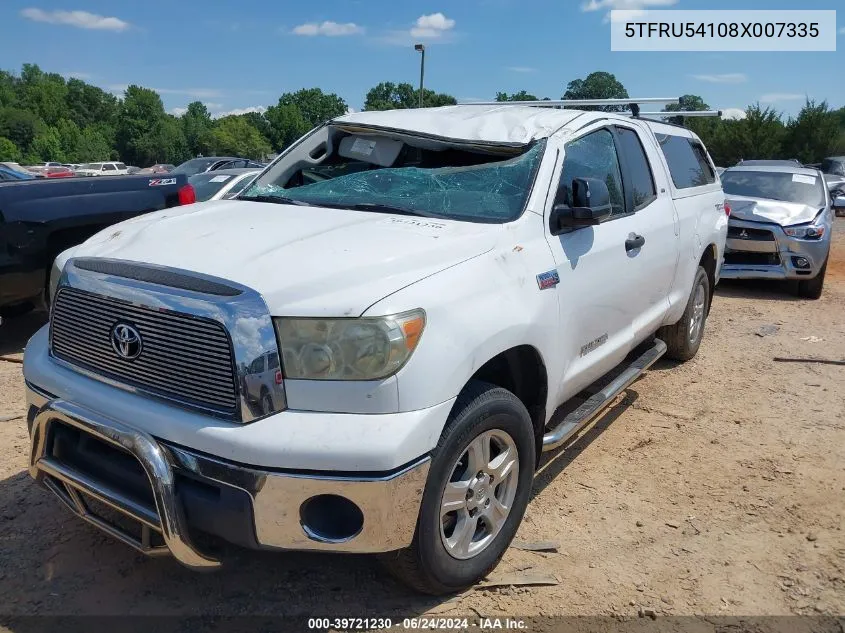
380, 380, 535, 595
659, 266, 710, 362
796, 260, 826, 300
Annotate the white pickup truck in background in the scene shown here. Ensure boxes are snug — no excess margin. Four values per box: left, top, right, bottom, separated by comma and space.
74, 162, 129, 177
25, 99, 727, 594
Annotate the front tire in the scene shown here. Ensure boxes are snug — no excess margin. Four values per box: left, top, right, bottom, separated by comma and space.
380, 380, 535, 595
659, 266, 710, 362
796, 260, 826, 300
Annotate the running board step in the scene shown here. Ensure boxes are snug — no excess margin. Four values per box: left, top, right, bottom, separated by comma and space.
542, 338, 667, 452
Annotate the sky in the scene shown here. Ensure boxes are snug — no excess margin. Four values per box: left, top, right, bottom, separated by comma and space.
0, 0, 842, 120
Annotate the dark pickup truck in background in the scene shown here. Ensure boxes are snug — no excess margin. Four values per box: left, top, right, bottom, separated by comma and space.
0, 174, 194, 315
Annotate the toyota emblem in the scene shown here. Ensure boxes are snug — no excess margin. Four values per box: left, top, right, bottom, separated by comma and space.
110, 323, 143, 360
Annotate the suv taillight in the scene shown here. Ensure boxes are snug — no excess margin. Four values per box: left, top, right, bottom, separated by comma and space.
724, 201, 731, 217
178, 184, 196, 205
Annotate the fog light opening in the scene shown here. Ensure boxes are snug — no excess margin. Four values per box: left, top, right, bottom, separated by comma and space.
299, 494, 364, 543
792, 256, 811, 269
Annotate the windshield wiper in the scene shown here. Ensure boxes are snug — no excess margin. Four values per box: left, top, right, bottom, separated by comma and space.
239, 194, 313, 206
343, 202, 438, 218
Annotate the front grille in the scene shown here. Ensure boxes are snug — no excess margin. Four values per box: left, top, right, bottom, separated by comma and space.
51, 287, 238, 415
727, 226, 775, 241
724, 252, 781, 266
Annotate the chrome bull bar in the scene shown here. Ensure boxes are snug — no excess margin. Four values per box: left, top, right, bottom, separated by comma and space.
28, 397, 221, 570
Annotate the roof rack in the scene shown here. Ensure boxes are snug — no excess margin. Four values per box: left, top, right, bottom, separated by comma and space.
465, 98, 724, 119
633, 110, 723, 118
467, 98, 679, 108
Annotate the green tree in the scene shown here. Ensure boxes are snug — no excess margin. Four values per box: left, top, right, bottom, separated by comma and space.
65, 78, 118, 129
783, 99, 839, 164
363, 82, 456, 111
211, 116, 271, 158
240, 111, 272, 140
733, 104, 786, 162
30, 126, 63, 162
563, 71, 629, 111
116, 85, 188, 165
0, 71, 18, 109
0, 136, 20, 161
0, 107, 39, 151
19, 64, 69, 127
496, 90, 540, 102
665, 94, 710, 112
55, 118, 82, 160
664, 94, 711, 126
182, 101, 214, 157
77, 126, 113, 162
275, 88, 347, 128
695, 105, 786, 167
265, 103, 310, 151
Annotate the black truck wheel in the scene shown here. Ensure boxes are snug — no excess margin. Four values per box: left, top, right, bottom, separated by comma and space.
659, 266, 710, 362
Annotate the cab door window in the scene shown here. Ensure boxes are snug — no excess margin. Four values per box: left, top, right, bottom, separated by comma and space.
557, 129, 626, 216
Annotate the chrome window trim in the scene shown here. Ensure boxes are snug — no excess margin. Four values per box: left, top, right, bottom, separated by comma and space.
52, 257, 286, 423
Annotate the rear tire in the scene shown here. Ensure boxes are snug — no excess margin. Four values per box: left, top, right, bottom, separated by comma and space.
659, 266, 710, 362
796, 260, 826, 300
260, 389, 274, 415
379, 380, 535, 595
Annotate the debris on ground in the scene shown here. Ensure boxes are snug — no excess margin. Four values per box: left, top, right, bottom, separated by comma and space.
799, 336, 824, 343
476, 573, 560, 589
511, 540, 560, 553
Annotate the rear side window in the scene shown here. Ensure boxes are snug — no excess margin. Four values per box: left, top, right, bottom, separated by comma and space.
657, 134, 716, 189
615, 127, 657, 210
103, 164, 116, 171
116, 163, 127, 170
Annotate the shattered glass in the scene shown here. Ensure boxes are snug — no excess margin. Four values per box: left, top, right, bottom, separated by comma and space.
243, 142, 545, 222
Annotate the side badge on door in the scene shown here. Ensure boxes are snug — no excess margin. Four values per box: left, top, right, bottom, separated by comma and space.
536, 270, 560, 290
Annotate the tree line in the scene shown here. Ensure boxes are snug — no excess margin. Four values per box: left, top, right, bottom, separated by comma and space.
1, 65, 843, 168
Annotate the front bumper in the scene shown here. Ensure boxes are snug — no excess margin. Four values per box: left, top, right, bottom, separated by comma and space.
26, 383, 430, 569
720, 217, 830, 281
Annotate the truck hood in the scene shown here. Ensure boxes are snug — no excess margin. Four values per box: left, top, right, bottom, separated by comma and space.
72, 200, 498, 316
726, 195, 821, 227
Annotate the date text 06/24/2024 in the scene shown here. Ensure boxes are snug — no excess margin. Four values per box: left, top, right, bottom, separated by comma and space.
307, 617, 528, 630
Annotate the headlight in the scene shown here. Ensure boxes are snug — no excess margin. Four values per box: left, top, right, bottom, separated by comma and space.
274, 309, 425, 380
784, 225, 825, 239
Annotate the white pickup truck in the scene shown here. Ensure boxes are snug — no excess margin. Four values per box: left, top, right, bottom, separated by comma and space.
74, 162, 129, 177
24, 101, 727, 594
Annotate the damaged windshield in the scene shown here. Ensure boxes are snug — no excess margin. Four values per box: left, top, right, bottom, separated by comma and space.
722, 170, 826, 208
241, 136, 545, 223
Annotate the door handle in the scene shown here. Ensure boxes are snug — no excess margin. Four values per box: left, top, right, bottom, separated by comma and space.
625, 234, 646, 252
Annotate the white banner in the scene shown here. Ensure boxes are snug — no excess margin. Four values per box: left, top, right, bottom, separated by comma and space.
610, 10, 837, 52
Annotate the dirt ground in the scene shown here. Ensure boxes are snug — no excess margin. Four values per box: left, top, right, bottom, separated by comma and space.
0, 221, 843, 623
